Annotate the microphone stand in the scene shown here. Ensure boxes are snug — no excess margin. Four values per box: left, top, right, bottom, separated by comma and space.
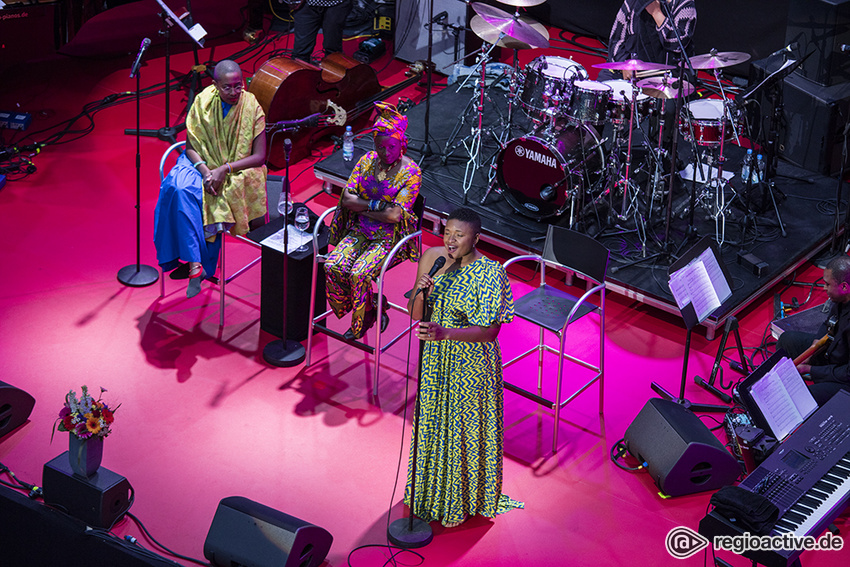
263, 136, 306, 367
118, 49, 160, 288
388, 288, 433, 549
658, 0, 698, 247
417, 0, 437, 166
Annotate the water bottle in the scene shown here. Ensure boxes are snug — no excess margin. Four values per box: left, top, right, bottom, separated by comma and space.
741, 149, 753, 185
342, 125, 354, 162
754, 154, 766, 185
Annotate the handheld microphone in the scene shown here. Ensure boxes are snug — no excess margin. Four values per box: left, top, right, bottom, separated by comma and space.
129, 38, 151, 78
284, 138, 292, 161
415, 256, 446, 296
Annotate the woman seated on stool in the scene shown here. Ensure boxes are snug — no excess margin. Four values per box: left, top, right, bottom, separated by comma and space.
154, 59, 267, 298
326, 102, 422, 339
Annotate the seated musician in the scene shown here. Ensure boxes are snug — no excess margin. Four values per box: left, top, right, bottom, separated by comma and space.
778, 255, 850, 405
154, 60, 267, 298
326, 102, 422, 339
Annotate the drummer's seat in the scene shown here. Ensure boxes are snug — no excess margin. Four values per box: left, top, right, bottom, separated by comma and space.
502, 225, 609, 453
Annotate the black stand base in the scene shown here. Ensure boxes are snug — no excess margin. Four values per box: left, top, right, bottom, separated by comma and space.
123, 125, 185, 144
262, 339, 306, 367
650, 382, 729, 413
117, 264, 159, 287
387, 516, 433, 549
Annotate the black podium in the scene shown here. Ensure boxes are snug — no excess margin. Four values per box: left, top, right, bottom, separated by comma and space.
246, 209, 328, 342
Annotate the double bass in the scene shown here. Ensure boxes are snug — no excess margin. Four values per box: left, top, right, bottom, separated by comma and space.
248, 52, 426, 168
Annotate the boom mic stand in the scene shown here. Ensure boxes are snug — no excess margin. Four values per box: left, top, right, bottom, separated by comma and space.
417, 0, 437, 165
388, 288, 434, 549
118, 41, 160, 288
124, 0, 207, 144
263, 137, 306, 367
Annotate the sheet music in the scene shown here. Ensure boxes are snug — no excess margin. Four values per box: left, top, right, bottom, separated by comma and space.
698, 247, 732, 304
749, 357, 817, 441
668, 269, 691, 311
260, 225, 312, 255
775, 356, 819, 424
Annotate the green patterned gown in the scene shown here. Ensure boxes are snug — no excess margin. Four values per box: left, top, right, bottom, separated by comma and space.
405, 256, 522, 525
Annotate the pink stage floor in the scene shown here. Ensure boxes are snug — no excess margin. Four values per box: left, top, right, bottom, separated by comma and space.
0, 20, 847, 567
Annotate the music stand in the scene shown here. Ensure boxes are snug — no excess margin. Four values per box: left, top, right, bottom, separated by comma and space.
650, 236, 732, 413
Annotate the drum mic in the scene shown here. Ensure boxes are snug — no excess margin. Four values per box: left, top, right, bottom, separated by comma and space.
539, 185, 556, 202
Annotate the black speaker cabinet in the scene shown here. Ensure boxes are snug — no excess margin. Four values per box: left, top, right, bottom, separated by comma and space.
786, 0, 850, 86
624, 398, 740, 497
42, 453, 131, 528
204, 496, 332, 567
750, 56, 850, 175
0, 381, 35, 438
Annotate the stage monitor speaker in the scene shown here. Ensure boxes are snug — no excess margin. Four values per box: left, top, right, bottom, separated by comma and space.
750, 56, 850, 176
394, 0, 469, 74
0, 381, 36, 439
786, 0, 850, 87
624, 398, 740, 497
204, 496, 332, 567
42, 453, 131, 528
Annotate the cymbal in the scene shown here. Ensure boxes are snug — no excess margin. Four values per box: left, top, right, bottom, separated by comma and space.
470, 2, 550, 49
495, 0, 547, 6
593, 59, 675, 72
690, 50, 751, 69
636, 76, 695, 99
470, 15, 549, 50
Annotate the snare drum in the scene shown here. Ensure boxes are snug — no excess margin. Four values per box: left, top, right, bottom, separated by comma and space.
602, 80, 651, 126
566, 80, 612, 125
680, 99, 737, 147
520, 56, 588, 123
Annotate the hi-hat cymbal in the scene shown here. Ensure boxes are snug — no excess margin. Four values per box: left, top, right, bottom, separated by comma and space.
470, 15, 549, 50
470, 2, 550, 49
637, 76, 695, 99
593, 59, 675, 72
495, 0, 547, 6
690, 50, 751, 70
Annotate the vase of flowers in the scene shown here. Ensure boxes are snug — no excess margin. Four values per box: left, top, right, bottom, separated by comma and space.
54, 386, 117, 478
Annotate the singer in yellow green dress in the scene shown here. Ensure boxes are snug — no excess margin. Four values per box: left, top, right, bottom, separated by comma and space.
405, 207, 523, 528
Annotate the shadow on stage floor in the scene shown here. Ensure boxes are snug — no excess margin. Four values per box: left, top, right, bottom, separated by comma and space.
315, 84, 845, 337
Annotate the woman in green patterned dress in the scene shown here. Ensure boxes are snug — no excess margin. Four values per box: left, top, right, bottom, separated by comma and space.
405, 207, 522, 528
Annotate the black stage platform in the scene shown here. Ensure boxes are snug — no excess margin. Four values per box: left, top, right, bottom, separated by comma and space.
313, 83, 847, 338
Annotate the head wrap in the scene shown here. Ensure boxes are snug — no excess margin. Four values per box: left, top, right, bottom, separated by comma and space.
372, 101, 408, 152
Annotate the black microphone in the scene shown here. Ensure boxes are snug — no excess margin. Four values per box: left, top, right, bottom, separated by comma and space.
415, 256, 446, 296
770, 42, 798, 58
432, 11, 448, 23
284, 138, 292, 161
129, 38, 151, 78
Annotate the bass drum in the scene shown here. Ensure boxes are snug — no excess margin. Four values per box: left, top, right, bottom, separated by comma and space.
497, 125, 605, 220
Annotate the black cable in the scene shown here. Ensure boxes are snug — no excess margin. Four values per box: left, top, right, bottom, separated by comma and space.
609, 438, 644, 472
126, 512, 210, 566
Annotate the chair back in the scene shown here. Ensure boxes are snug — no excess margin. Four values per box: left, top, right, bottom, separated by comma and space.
159, 141, 186, 181
412, 193, 426, 230
542, 225, 609, 285
266, 175, 285, 222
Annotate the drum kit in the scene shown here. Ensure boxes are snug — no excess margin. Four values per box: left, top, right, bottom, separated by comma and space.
441, 2, 754, 243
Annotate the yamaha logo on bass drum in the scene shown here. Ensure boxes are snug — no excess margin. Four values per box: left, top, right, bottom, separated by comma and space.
514, 143, 558, 169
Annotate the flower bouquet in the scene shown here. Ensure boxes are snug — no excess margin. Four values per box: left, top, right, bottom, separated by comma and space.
54, 385, 118, 440
53, 386, 119, 477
